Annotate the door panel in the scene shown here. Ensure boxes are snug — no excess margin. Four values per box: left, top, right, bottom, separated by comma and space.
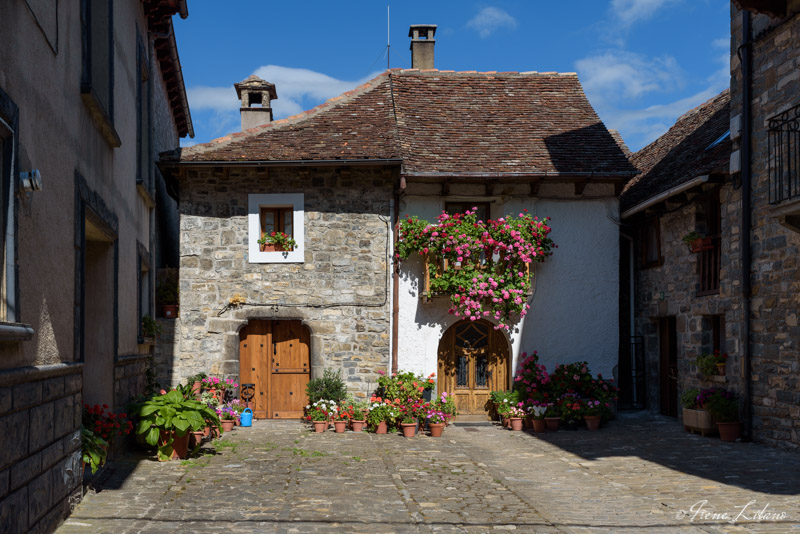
438, 320, 509, 417
659, 317, 678, 418
239, 320, 310, 419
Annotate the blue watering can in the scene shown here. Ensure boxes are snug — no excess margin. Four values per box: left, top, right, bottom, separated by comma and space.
240, 408, 253, 427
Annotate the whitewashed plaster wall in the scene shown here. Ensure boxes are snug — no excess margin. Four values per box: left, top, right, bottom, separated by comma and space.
396, 183, 620, 384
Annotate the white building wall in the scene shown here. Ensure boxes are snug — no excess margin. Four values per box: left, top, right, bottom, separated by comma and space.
396, 183, 620, 385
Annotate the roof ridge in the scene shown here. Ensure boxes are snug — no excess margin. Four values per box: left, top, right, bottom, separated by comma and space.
182, 70, 392, 155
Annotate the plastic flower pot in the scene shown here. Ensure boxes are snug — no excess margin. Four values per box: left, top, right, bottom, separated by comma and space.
509, 417, 523, 431
532, 418, 547, 433
429, 422, 445, 437
313, 420, 327, 433
350, 420, 366, 432
584, 415, 601, 431
400, 423, 417, 437
544, 417, 560, 431
333, 420, 347, 433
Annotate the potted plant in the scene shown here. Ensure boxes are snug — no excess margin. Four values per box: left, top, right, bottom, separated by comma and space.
559, 394, 583, 430
217, 405, 236, 432
696, 352, 718, 379
156, 268, 179, 318
136, 389, 221, 461
682, 231, 712, 253
258, 231, 297, 252
507, 405, 525, 431
332, 405, 349, 433
544, 404, 560, 431
349, 402, 367, 432
714, 350, 728, 375
527, 402, 548, 432
425, 409, 447, 437
306, 369, 348, 405
399, 412, 417, 437
81, 427, 109, 476
306, 400, 334, 432
141, 315, 161, 342
367, 398, 391, 434
705, 389, 741, 442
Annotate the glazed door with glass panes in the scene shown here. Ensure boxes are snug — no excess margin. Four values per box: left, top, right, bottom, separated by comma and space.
438, 320, 508, 416
239, 320, 310, 419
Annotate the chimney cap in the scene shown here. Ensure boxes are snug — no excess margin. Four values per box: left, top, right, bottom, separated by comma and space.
234, 75, 278, 101
408, 24, 437, 38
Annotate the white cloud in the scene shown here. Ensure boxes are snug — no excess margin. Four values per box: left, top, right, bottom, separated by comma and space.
611, 0, 678, 28
186, 66, 380, 140
466, 7, 517, 39
576, 50, 685, 102
712, 37, 729, 49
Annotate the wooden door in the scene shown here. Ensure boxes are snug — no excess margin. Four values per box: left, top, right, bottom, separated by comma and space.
239, 320, 310, 419
658, 317, 678, 417
438, 320, 508, 416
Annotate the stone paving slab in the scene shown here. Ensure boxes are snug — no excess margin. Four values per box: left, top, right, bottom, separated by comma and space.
56, 413, 800, 533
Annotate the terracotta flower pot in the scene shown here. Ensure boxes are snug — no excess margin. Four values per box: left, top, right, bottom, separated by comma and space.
509, 417, 523, 431
221, 419, 235, 433
584, 415, 601, 431
159, 431, 189, 460
718, 421, 742, 442
716, 363, 726, 375
333, 420, 347, 433
532, 418, 547, 433
429, 422, 445, 437
400, 423, 416, 437
189, 430, 205, 448
375, 421, 388, 434
544, 417, 560, 431
192, 381, 202, 398
162, 304, 178, 318
313, 420, 327, 433
350, 420, 366, 432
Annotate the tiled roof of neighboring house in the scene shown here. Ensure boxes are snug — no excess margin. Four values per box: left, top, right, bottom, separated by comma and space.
621, 90, 731, 213
174, 69, 637, 178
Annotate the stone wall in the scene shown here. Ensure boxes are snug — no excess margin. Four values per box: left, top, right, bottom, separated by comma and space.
729, 5, 800, 451
174, 166, 393, 396
0, 364, 83, 534
113, 354, 153, 410
633, 184, 744, 415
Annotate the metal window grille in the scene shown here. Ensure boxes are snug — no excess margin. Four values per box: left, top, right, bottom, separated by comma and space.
768, 103, 800, 204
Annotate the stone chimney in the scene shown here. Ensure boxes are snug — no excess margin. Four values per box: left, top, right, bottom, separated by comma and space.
409, 24, 437, 69
234, 75, 278, 131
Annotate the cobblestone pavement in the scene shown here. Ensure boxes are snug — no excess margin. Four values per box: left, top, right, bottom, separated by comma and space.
57, 413, 800, 533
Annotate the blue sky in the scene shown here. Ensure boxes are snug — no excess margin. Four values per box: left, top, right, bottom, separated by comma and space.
175, 0, 730, 153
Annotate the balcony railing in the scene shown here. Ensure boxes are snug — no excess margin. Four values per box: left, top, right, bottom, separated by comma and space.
768, 102, 800, 204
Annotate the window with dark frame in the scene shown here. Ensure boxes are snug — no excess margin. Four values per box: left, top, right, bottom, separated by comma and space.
260, 207, 294, 237
0, 87, 17, 324
639, 216, 662, 268
697, 190, 721, 295
768, 102, 800, 204
80, 0, 115, 133
444, 202, 491, 222
137, 243, 151, 341
136, 33, 152, 189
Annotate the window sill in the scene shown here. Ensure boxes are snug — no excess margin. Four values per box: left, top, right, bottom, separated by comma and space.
81, 90, 121, 148
0, 321, 35, 341
136, 181, 155, 208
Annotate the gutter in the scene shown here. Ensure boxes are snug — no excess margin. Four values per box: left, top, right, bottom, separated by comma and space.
620, 175, 711, 219
162, 158, 403, 168
740, 11, 754, 441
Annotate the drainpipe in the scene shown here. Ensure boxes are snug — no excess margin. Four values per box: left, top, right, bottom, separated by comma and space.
620, 233, 637, 406
391, 171, 405, 374
740, 10, 753, 441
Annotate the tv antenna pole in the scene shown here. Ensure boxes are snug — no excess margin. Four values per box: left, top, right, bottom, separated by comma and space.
387, 5, 390, 69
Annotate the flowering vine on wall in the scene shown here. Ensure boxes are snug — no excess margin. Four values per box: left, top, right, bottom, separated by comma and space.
397, 208, 555, 330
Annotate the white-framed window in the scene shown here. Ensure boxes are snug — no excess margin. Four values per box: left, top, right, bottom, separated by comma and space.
248, 193, 304, 263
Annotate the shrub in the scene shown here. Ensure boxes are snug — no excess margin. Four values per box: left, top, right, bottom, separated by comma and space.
696, 353, 717, 377
705, 389, 739, 422
305, 369, 347, 404
681, 388, 700, 409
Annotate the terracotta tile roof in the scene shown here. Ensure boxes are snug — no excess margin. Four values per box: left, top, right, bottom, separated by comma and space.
176, 69, 636, 178
621, 90, 731, 213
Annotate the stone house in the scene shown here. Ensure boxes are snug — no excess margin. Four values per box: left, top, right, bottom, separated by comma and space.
619, 91, 735, 416
0, 1, 192, 531
620, 0, 800, 451
160, 26, 636, 419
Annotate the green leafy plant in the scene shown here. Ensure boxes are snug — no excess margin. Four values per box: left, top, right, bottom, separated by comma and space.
136, 390, 221, 461
81, 427, 109, 475
696, 352, 717, 378
681, 388, 700, 409
705, 389, 739, 423
377, 370, 435, 402
141, 315, 161, 339
305, 369, 348, 404
258, 231, 297, 250
490, 389, 520, 417
682, 231, 702, 247
397, 209, 555, 330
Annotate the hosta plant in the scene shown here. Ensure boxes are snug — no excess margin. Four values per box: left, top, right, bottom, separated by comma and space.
137, 390, 221, 461
81, 427, 109, 475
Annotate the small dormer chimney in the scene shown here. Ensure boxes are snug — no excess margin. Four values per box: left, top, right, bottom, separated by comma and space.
409, 24, 437, 69
234, 75, 278, 131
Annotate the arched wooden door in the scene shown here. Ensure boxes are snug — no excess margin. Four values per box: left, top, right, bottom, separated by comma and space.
438, 320, 509, 416
239, 320, 310, 419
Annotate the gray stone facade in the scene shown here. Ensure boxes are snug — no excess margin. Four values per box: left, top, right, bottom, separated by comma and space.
172, 166, 393, 396
0, 364, 83, 534
729, 4, 800, 451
